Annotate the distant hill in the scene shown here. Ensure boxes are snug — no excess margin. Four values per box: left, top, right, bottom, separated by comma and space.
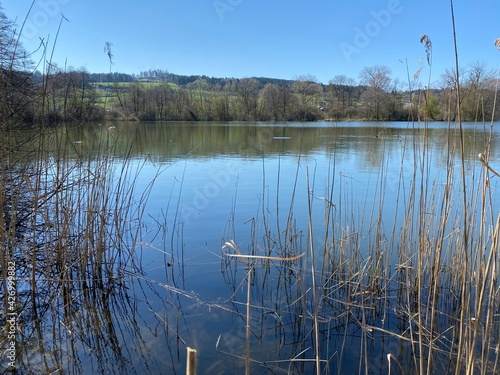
87, 70, 294, 87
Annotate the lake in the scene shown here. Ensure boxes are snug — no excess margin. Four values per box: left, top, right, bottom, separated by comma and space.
3, 120, 500, 374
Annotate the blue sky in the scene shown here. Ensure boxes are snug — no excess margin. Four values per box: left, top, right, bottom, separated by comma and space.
2, 0, 499, 85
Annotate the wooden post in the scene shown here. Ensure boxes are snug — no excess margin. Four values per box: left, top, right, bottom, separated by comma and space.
186, 347, 197, 375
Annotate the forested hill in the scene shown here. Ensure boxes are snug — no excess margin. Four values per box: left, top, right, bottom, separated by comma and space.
30, 69, 296, 89
84, 70, 294, 88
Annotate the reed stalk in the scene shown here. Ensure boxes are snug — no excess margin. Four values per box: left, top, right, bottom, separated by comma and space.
306, 167, 321, 375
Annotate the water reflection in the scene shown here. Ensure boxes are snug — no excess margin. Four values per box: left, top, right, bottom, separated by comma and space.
48, 121, 498, 163
2, 121, 500, 374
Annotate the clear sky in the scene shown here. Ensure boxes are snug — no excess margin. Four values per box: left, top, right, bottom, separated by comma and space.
2, 0, 499, 85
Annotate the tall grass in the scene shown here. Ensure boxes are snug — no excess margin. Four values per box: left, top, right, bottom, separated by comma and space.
220, 121, 500, 374
1, 10, 196, 372
0, 120, 173, 372
219, 18, 500, 375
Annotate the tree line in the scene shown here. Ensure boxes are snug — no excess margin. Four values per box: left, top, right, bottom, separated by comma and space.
4, 67, 497, 125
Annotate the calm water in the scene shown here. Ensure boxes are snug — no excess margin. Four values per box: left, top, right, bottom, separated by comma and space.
10, 121, 500, 374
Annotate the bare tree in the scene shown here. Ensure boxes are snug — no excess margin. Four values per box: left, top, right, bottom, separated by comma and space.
293, 75, 322, 121
0, 8, 33, 126
151, 83, 174, 120
236, 78, 260, 120
359, 65, 392, 120
187, 78, 212, 120
461, 62, 497, 121
328, 75, 357, 118
439, 63, 498, 122
277, 84, 295, 121
259, 83, 280, 121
